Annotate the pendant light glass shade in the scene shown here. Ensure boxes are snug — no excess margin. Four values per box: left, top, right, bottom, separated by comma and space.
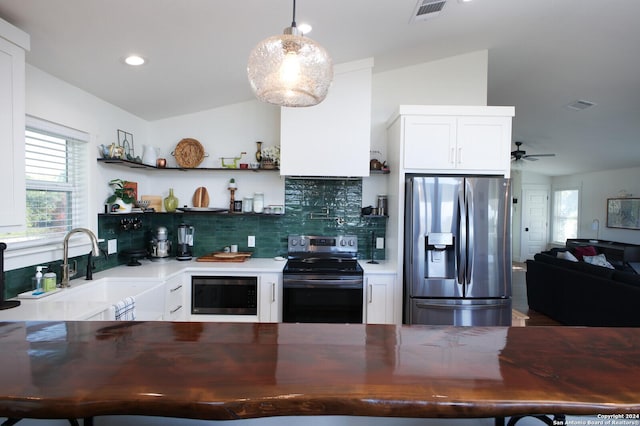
247, 5, 333, 107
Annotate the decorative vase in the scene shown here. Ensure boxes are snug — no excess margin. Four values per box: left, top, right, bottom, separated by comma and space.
255, 141, 263, 162
164, 188, 179, 212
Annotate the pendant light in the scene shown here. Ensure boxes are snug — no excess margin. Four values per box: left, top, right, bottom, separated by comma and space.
247, 0, 333, 107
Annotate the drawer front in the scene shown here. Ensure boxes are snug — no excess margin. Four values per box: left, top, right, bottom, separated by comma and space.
166, 279, 185, 320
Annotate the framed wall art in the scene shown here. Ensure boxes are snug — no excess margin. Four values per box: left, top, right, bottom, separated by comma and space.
606, 197, 640, 230
117, 129, 134, 160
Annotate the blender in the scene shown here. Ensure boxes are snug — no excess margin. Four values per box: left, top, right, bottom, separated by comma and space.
177, 224, 195, 261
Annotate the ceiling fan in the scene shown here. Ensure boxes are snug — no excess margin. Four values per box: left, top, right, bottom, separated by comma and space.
511, 141, 556, 162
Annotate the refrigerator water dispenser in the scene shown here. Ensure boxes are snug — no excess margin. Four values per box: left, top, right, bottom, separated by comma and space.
425, 233, 454, 278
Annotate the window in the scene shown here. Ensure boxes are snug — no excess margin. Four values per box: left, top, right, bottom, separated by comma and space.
552, 189, 579, 244
1, 116, 88, 246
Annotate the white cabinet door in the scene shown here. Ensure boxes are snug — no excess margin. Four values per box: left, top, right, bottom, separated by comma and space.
365, 273, 395, 325
403, 116, 457, 170
0, 27, 27, 231
258, 273, 281, 323
398, 107, 514, 176
164, 274, 186, 321
280, 58, 373, 177
456, 116, 511, 172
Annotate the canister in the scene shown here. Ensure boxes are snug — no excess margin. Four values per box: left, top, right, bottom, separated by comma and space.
377, 194, 388, 216
243, 197, 253, 213
253, 192, 264, 213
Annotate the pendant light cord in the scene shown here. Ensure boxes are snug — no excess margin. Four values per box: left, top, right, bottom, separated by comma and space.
291, 0, 297, 28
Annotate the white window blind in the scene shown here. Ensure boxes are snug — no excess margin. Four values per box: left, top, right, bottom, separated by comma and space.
2, 116, 89, 246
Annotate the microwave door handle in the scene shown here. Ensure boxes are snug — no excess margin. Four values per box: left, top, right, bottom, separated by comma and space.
465, 180, 474, 285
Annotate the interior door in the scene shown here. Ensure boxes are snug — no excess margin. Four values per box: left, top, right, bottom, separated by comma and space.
520, 184, 550, 261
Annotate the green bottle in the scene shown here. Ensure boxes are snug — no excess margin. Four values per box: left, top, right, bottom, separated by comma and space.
164, 188, 179, 212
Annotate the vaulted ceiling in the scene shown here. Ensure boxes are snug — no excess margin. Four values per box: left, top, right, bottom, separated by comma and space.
0, 0, 638, 176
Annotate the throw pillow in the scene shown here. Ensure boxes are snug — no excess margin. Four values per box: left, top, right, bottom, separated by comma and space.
583, 253, 615, 269
573, 245, 597, 260
558, 250, 579, 262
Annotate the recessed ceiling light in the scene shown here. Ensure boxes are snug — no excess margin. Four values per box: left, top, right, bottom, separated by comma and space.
124, 55, 145, 66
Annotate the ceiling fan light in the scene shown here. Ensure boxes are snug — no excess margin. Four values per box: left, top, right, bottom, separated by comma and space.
247, 2, 333, 107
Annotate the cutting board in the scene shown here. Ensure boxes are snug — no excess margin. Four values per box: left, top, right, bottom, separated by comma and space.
196, 252, 252, 262
141, 195, 163, 212
192, 187, 209, 208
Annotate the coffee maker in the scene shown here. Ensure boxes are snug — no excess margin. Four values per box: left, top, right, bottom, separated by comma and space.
176, 223, 194, 261
150, 226, 171, 261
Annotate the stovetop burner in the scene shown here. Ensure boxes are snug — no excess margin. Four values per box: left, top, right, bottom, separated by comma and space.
283, 258, 362, 274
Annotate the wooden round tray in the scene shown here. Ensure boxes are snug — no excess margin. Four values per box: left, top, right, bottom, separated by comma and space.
173, 138, 205, 168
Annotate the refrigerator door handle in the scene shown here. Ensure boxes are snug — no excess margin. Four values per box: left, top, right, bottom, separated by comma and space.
465, 180, 475, 285
457, 184, 466, 285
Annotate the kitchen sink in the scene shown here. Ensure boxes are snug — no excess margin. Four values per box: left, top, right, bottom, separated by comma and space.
49, 279, 159, 303
35, 278, 165, 321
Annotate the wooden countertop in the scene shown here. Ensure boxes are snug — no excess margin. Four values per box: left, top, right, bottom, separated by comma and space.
1, 322, 639, 421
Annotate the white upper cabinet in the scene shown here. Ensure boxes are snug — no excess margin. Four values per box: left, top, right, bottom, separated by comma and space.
390, 106, 515, 177
280, 58, 373, 177
0, 19, 29, 231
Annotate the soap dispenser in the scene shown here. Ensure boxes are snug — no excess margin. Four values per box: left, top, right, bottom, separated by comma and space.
33, 266, 45, 295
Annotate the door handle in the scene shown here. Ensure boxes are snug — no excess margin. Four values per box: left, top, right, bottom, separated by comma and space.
525, 227, 529, 232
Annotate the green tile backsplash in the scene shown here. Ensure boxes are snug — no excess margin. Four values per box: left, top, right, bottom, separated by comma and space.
3, 178, 386, 299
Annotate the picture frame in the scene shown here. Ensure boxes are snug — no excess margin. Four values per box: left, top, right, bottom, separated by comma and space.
606, 197, 640, 230
117, 129, 134, 160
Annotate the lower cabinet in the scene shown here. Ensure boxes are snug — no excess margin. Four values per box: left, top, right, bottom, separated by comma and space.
164, 274, 186, 321
365, 273, 396, 324
258, 273, 282, 323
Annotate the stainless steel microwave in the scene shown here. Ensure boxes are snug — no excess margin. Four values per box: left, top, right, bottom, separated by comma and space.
191, 276, 257, 315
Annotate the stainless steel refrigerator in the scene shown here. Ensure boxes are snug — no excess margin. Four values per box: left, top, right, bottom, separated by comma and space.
404, 175, 512, 326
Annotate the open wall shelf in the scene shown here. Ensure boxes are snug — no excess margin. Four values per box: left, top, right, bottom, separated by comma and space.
97, 158, 279, 172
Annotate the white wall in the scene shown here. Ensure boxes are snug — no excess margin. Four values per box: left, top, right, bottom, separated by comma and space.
552, 166, 640, 245
147, 100, 284, 208
4, 66, 150, 270
363, 50, 489, 207
11, 51, 489, 270
26, 64, 150, 224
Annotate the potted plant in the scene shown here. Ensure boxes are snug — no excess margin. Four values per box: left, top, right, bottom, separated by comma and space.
106, 179, 135, 213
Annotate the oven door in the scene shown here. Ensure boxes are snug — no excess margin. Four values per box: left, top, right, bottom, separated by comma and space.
283, 276, 363, 324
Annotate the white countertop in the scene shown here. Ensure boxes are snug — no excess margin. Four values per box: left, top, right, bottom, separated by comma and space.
359, 259, 397, 274
99, 257, 289, 280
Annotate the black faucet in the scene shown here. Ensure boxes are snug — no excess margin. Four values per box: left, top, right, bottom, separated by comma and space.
86, 248, 109, 280
85, 251, 95, 280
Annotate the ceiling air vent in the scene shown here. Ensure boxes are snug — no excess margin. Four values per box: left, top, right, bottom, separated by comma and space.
411, 0, 448, 22
565, 99, 596, 111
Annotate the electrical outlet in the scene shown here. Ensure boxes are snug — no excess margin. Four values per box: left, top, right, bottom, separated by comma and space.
376, 237, 385, 249
107, 239, 118, 254
248, 235, 255, 247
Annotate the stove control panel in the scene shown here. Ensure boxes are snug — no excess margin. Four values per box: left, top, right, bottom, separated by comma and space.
288, 235, 358, 254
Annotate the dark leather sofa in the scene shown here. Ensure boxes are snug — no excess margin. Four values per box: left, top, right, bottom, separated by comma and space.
526, 252, 640, 326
